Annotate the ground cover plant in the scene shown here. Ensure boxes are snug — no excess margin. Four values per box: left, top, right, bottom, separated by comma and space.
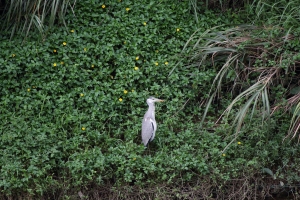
1, 0, 300, 199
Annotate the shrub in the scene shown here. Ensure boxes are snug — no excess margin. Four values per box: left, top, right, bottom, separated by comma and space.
1, 0, 299, 198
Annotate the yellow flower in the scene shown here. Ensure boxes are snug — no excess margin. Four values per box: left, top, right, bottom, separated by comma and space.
110, 75, 114, 79
53, 63, 57, 67
124, 41, 126, 44
176, 28, 180, 32
124, 90, 128, 94
102, 4, 105, 8
12, 54, 16, 57
80, 93, 84, 97
63, 42, 67, 46
155, 62, 159, 66
132, 89, 134, 92
32, 86, 36, 88
134, 66, 139, 70
133, 157, 136, 161
81, 127, 86, 131
126, 8, 130, 11
222, 153, 226, 157
60, 61, 64, 65
91, 64, 95, 68
165, 62, 169, 65
53, 49, 57, 53
84, 48, 87, 51
135, 56, 139, 60
70, 29, 74, 33
143, 22, 147, 26
119, 98, 123, 102
27, 88, 30, 92
155, 50, 159, 53
238, 141, 242, 145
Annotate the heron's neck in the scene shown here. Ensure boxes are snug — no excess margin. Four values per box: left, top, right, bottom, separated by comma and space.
148, 103, 155, 110
147, 103, 155, 116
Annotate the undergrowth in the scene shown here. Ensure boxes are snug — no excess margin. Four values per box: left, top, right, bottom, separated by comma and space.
0, 0, 300, 199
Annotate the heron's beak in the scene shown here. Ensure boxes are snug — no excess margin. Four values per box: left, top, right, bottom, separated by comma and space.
157, 99, 164, 102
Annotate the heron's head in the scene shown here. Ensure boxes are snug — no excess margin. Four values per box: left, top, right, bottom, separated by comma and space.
147, 96, 164, 105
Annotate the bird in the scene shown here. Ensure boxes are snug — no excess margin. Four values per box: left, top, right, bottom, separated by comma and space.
142, 96, 164, 147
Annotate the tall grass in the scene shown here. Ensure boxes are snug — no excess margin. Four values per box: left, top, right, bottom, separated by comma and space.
248, 0, 300, 29
176, 23, 300, 145
1, 0, 75, 38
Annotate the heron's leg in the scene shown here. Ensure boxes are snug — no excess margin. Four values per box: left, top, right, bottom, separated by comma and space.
143, 142, 151, 155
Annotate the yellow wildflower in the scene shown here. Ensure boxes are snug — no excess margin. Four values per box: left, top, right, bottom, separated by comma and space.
70, 29, 74, 33
81, 127, 86, 131
124, 90, 128, 94
135, 56, 139, 60
132, 89, 134, 92
126, 8, 130, 11
124, 41, 126, 44
53, 63, 57, 67
119, 98, 123, 102
176, 28, 180, 32
155, 62, 159, 66
60, 61, 64, 65
91, 64, 95, 68
80, 93, 84, 97
134, 66, 139, 70
63, 42, 67, 46
84, 48, 87, 51
53, 49, 57, 53
222, 153, 226, 157
238, 141, 242, 145
102, 4, 106, 8
165, 62, 169, 65
143, 22, 147, 26
133, 157, 136, 161
12, 54, 16, 57
27, 88, 30, 92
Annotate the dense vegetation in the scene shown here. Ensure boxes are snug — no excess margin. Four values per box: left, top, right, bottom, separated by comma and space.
1, 0, 300, 199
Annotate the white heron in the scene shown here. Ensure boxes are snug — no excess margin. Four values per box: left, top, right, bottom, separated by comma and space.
141, 96, 164, 147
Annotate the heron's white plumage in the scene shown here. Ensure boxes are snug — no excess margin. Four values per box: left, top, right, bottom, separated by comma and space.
141, 97, 163, 146
141, 117, 155, 146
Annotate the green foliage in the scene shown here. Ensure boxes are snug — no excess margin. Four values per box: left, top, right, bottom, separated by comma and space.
0, 0, 209, 196
1, 0, 300, 198
190, 0, 250, 12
